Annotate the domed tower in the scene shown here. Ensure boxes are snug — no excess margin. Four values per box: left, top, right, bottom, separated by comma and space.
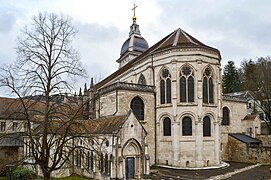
117, 6, 149, 68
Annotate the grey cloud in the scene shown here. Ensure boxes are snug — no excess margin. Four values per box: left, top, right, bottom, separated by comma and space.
0, 11, 17, 33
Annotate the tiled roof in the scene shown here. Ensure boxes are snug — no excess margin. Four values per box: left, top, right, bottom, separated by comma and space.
242, 115, 257, 121
153, 28, 220, 54
35, 114, 128, 135
95, 28, 220, 89
229, 133, 261, 145
0, 97, 83, 121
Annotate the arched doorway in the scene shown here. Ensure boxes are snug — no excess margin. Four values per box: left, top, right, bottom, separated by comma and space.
123, 139, 142, 179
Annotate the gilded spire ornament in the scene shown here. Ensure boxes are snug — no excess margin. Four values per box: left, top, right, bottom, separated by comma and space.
132, 4, 138, 23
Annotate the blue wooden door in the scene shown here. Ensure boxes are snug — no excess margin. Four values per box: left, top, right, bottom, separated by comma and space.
125, 157, 135, 179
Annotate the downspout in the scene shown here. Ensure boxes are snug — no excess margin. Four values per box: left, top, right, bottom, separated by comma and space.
151, 54, 157, 164
113, 89, 119, 115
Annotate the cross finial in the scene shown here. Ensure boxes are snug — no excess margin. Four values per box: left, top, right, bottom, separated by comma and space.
132, 4, 138, 23
132, 4, 137, 16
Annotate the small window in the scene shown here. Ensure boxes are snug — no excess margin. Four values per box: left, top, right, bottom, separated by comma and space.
163, 117, 171, 136
222, 107, 230, 125
13, 122, 18, 131
182, 116, 192, 136
138, 74, 146, 85
130, 97, 144, 120
1, 122, 6, 131
203, 116, 211, 136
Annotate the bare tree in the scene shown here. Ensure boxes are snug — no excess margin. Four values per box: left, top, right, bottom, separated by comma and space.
0, 12, 97, 179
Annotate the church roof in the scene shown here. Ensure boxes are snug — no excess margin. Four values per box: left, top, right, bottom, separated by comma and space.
95, 28, 221, 89
153, 28, 221, 54
34, 114, 128, 135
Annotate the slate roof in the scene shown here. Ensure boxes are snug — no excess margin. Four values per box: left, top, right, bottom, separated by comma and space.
95, 28, 221, 89
0, 133, 24, 147
229, 133, 261, 145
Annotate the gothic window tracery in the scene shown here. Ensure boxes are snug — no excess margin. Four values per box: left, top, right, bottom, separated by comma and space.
182, 116, 192, 136
203, 66, 214, 104
222, 107, 230, 125
163, 117, 171, 136
130, 97, 144, 120
180, 65, 194, 102
138, 74, 146, 85
203, 116, 211, 136
160, 68, 171, 104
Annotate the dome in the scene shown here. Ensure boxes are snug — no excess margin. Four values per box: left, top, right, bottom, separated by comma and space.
120, 35, 149, 56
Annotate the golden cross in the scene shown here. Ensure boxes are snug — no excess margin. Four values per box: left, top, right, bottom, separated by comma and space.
132, 4, 138, 17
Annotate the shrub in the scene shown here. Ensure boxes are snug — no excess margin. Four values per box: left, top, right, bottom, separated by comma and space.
12, 167, 36, 180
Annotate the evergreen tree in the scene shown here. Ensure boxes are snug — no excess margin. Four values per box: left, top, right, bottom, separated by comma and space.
222, 61, 241, 93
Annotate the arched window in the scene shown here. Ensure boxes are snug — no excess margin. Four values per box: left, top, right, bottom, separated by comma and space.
182, 116, 192, 136
100, 153, 104, 172
180, 65, 194, 102
130, 97, 144, 120
160, 68, 171, 104
138, 74, 146, 85
163, 117, 171, 136
203, 116, 211, 136
203, 67, 214, 104
222, 107, 230, 125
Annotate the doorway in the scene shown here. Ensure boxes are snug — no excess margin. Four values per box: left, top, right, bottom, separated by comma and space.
125, 157, 135, 179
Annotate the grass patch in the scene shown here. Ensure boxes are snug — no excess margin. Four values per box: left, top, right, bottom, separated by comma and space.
54, 174, 88, 180
0, 177, 7, 180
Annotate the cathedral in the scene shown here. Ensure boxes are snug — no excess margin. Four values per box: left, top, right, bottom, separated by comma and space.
82, 10, 224, 179
5, 8, 261, 180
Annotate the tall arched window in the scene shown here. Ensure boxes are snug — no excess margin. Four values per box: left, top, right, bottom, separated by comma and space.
163, 117, 171, 136
182, 116, 192, 136
222, 107, 230, 125
130, 97, 144, 120
138, 74, 146, 85
203, 67, 214, 104
160, 68, 171, 104
180, 65, 194, 102
203, 116, 211, 136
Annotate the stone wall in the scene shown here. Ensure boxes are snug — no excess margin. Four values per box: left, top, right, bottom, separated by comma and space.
228, 136, 271, 164
0, 147, 19, 175
257, 134, 271, 147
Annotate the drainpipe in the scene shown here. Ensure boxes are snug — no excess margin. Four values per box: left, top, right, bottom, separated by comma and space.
113, 89, 119, 115
151, 54, 157, 164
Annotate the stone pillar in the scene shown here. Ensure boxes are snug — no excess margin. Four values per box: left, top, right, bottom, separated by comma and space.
172, 121, 180, 166
195, 118, 203, 167
214, 121, 220, 165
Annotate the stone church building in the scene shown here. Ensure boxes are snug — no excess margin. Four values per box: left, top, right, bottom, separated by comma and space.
79, 13, 226, 179
12, 12, 261, 180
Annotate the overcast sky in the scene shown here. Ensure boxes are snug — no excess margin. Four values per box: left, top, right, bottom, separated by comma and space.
0, 0, 271, 96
